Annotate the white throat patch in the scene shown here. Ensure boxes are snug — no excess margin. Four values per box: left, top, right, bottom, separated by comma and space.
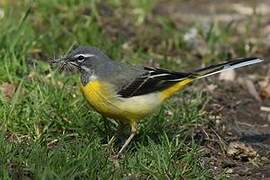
81, 66, 97, 80
89, 74, 97, 81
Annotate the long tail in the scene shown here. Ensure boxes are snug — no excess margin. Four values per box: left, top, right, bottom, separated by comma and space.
192, 57, 263, 79
158, 57, 263, 100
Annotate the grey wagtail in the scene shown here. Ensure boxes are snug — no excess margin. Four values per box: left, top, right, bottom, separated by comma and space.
52, 46, 263, 156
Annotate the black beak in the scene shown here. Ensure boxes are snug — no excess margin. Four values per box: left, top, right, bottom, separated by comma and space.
68, 61, 80, 68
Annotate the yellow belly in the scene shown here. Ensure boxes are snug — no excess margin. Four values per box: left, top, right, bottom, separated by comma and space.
80, 79, 193, 123
80, 80, 162, 122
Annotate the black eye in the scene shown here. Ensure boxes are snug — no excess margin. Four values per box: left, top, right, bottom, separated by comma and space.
77, 55, 85, 61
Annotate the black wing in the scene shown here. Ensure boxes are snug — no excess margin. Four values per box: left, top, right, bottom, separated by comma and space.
117, 67, 193, 98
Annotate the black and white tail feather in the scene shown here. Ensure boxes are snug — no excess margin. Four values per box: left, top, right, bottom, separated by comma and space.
118, 57, 263, 98
193, 57, 263, 80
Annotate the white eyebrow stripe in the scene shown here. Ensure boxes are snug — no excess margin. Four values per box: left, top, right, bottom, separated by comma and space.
74, 53, 95, 58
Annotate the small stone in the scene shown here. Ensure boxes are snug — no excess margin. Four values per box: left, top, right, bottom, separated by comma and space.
225, 168, 233, 174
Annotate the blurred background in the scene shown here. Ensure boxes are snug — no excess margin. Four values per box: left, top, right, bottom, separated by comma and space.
0, 0, 269, 179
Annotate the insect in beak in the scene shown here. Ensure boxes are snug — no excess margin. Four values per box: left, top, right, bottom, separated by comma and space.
50, 57, 79, 72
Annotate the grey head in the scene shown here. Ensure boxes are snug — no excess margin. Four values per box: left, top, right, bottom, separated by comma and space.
64, 46, 112, 73
53, 45, 145, 87
57, 46, 117, 85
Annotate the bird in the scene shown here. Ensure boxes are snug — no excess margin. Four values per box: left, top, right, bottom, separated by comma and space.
51, 45, 263, 157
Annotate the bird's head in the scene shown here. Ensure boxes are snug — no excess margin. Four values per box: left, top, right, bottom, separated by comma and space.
51, 46, 109, 74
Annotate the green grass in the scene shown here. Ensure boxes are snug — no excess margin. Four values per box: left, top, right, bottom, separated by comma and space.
0, 0, 261, 179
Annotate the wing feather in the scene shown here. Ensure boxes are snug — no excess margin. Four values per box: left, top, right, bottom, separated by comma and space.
117, 67, 193, 98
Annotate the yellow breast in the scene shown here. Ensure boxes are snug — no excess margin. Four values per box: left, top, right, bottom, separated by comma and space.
80, 80, 162, 122
80, 80, 118, 117
80, 78, 193, 122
